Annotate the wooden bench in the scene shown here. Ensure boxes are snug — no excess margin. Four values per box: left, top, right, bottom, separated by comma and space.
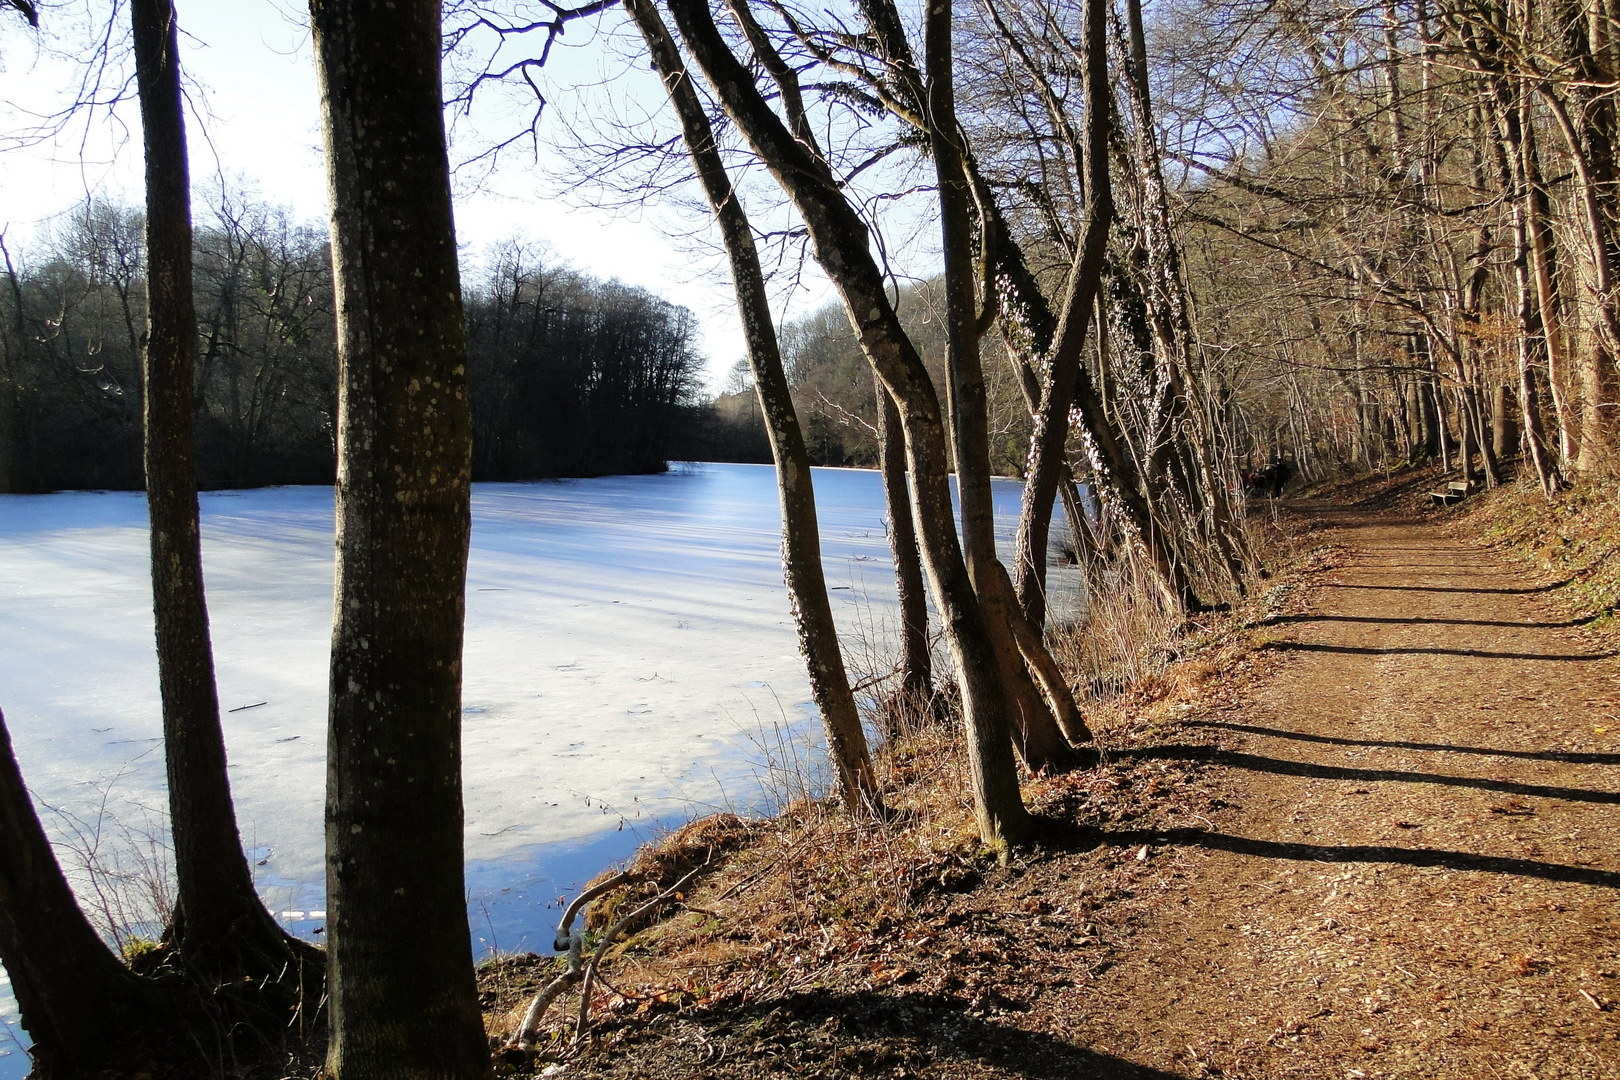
1428, 480, 1470, 506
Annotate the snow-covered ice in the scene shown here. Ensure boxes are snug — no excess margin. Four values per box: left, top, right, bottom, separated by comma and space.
0, 462, 1076, 1068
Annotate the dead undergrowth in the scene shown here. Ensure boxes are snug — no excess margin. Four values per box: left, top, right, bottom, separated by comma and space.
473, 481, 1620, 1078
472, 523, 1332, 1077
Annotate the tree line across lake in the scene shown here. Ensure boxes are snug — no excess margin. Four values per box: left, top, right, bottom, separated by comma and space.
0, 195, 715, 492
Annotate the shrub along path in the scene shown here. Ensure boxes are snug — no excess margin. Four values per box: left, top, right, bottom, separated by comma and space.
496, 501, 1620, 1079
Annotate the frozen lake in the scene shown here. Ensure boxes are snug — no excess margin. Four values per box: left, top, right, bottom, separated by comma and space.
0, 462, 1077, 1068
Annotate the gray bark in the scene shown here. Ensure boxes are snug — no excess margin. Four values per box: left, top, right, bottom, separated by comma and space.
132, 0, 309, 979
624, 0, 881, 812
876, 376, 932, 710
311, 0, 489, 1075
666, 0, 1032, 850
925, 0, 1076, 772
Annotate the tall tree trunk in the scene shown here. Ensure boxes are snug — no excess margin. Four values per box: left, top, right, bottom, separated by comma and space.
1539, 0, 1620, 469
1520, 85, 1579, 463
1457, 386, 1476, 486
926, 0, 1076, 771
1116, 0, 1248, 592
1418, 370, 1440, 458
1492, 383, 1515, 459
625, 0, 881, 811
0, 708, 164, 1077
310, 1, 489, 1076
131, 0, 307, 979
667, 0, 1032, 850
1011, 0, 1111, 635
1514, 194, 1560, 495
0, 235, 23, 494
876, 375, 933, 710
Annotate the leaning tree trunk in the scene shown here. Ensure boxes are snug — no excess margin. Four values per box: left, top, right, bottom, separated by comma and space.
0, 708, 164, 1078
1116, 0, 1247, 593
1519, 84, 1579, 465
925, 0, 1076, 772
131, 0, 309, 979
876, 375, 933, 711
1011, 0, 1111, 635
310, 1, 490, 1077
667, 0, 1031, 851
625, 0, 880, 812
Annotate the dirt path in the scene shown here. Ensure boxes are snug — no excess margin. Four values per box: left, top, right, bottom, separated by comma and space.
527, 503, 1620, 1080
1069, 504, 1620, 1078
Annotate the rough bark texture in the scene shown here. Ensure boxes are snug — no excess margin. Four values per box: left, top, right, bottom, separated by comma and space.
876, 376, 932, 707
925, 0, 1074, 772
624, 0, 880, 812
132, 0, 300, 970
1519, 86, 1578, 464
1547, 0, 1620, 470
311, 0, 489, 1076
666, 0, 1031, 850
1117, 0, 1246, 595
0, 708, 161, 1078
1009, 0, 1112, 632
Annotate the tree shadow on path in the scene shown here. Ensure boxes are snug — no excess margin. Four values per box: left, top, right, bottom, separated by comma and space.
1031, 820, 1620, 889
1186, 720, 1620, 765
1115, 745, 1620, 804
687, 988, 1186, 1079
1319, 580, 1573, 595
1258, 640, 1614, 662
1253, 613, 1599, 630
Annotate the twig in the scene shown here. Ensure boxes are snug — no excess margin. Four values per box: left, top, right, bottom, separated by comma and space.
512, 870, 638, 1049
572, 863, 709, 1049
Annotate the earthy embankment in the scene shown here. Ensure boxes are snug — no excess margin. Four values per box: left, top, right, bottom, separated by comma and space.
488, 489, 1620, 1079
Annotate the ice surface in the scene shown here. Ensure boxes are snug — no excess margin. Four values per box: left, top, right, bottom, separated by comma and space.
0, 462, 1078, 1068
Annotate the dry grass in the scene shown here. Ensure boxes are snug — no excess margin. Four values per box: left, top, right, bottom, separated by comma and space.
1461, 471, 1620, 633
474, 524, 1299, 1074
478, 723, 991, 1056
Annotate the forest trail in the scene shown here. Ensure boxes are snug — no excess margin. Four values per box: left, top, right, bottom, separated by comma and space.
1071, 504, 1620, 1077
510, 502, 1620, 1080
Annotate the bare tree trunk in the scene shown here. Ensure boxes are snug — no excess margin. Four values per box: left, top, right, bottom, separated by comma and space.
625, 0, 881, 811
876, 375, 932, 708
0, 235, 24, 494
1418, 370, 1439, 458
1116, 0, 1248, 591
1433, 366, 1452, 470
1458, 387, 1477, 486
1011, 0, 1111, 635
1469, 381, 1500, 485
1514, 196, 1561, 495
310, 0, 490, 1075
0, 708, 164, 1077
926, 0, 1076, 772
1492, 383, 1515, 459
1520, 86, 1579, 463
667, 0, 1032, 850
131, 0, 308, 979
1010, 0, 1114, 634
1538, 1, 1620, 469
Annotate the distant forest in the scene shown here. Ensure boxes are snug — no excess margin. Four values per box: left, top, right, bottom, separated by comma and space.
0, 194, 715, 492
705, 282, 1034, 473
